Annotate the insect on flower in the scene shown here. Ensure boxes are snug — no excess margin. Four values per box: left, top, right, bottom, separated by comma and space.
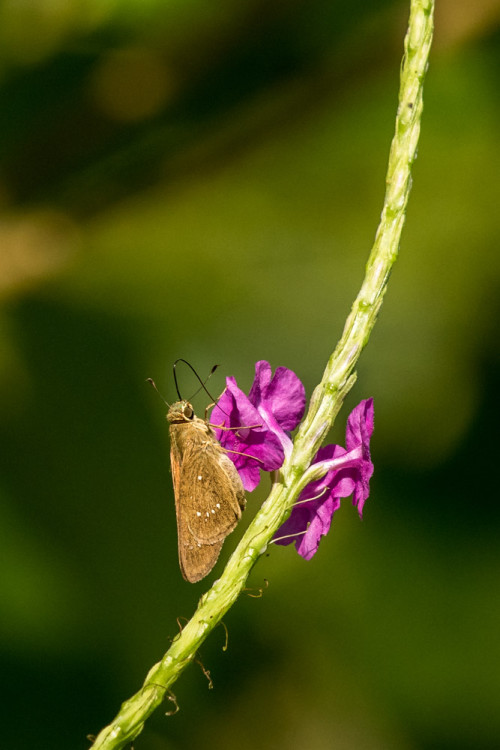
149, 361, 246, 583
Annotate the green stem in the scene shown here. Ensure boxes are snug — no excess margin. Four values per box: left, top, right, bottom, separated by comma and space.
90, 2, 434, 747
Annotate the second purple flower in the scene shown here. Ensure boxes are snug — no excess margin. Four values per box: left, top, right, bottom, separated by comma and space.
274, 398, 374, 560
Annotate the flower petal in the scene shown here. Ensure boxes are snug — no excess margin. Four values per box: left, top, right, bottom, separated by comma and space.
345, 398, 374, 517
249, 361, 306, 432
295, 496, 341, 560
346, 398, 374, 454
275, 495, 341, 561
247, 360, 272, 405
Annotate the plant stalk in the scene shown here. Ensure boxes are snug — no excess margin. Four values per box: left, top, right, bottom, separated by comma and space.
90, 2, 434, 747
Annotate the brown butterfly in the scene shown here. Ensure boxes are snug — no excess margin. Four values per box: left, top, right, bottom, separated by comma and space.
168, 399, 246, 582
149, 361, 246, 583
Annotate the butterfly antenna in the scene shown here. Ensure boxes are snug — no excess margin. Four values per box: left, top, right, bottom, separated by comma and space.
146, 378, 170, 406
173, 359, 218, 403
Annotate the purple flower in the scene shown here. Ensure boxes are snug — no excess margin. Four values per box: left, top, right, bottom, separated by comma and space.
274, 398, 374, 560
211, 360, 306, 491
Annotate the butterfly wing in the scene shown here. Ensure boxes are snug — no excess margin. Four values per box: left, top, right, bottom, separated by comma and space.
169, 416, 246, 583
171, 440, 224, 583
179, 440, 245, 545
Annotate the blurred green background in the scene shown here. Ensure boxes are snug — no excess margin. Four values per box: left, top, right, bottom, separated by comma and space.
1, 1, 499, 748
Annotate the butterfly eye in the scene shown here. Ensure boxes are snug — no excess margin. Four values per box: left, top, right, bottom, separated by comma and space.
183, 404, 194, 420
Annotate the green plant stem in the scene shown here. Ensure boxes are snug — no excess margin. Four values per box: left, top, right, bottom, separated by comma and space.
90, 2, 434, 747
